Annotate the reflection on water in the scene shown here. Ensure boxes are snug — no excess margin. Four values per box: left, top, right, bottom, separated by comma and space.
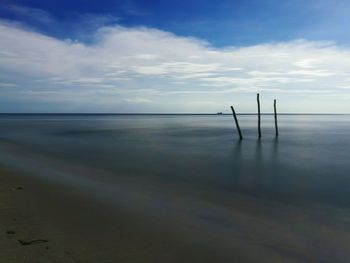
1, 114, 350, 261
0, 114, 350, 205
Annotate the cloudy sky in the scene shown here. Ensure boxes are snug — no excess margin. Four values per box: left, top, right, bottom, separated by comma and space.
0, 0, 350, 113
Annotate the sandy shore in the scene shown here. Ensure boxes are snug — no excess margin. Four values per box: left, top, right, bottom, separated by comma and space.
0, 167, 222, 263
2, 160, 350, 262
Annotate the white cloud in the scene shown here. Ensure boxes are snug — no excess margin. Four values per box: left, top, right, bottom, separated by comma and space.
0, 21, 350, 112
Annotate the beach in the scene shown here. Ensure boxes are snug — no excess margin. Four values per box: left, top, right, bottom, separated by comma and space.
3, 164, 350, 263
1, 167, 223, 263
2, 0, 350, 261
1, 114, 350, 262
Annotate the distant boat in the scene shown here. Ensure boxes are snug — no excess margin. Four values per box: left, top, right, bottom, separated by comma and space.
217, 112, 223, 115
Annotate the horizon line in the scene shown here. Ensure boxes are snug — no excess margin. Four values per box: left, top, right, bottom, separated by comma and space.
1, 113, 350, 115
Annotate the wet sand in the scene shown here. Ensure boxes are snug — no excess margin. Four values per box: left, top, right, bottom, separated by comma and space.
0, 168, 224, 263
2, 164, 350, 263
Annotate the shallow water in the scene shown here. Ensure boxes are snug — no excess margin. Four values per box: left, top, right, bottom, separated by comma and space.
1, 114, 350, 261
1, 114, 349, 205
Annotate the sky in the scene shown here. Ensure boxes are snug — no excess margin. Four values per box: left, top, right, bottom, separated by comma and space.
0, 0, 350, 113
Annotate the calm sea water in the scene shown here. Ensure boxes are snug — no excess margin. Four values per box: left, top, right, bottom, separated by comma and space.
1, 114, 350, 261
1, 114, 349, 204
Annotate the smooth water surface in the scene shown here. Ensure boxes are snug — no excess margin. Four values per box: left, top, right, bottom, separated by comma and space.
1, 114, 349, 205
1, 114, 350, 261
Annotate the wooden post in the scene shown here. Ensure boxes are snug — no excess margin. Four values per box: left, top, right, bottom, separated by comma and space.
230, 106, 243, 140
257, 93, 261, 138
274, 99, 279, 137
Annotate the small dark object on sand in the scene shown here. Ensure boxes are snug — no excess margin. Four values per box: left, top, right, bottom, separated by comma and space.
18, 239, 48, 246
6, 230, 15, 235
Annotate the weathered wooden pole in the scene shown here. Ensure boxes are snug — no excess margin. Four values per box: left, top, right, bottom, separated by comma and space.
274, 99, 279, 137
257, 93, 261, 138
230, 106, 243, 140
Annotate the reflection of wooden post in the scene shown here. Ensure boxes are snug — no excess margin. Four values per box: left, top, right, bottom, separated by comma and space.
274, 99, 279, 137
230, 106, 243, 140
257, 93, 261, 138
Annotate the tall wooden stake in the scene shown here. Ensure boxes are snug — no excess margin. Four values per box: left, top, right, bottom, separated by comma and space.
230, 106, 243, 140
257, 93, 261, 138
274, 99, 279, 137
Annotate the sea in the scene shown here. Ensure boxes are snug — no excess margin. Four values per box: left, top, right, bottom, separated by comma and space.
1, 114, 350, 261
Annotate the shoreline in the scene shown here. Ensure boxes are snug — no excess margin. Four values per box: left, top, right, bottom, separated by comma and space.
2, 165, 255, 263
1, 168, 84, 262
0, 167, 215, 263
2, 137, 350, 262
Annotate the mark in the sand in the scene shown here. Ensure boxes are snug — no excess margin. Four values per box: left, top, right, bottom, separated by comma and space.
18, 239, 48, 246
6, 230, 15, 235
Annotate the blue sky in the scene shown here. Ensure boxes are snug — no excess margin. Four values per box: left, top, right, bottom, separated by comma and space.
0, 0, 350, 113
2, 0, 350, 46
